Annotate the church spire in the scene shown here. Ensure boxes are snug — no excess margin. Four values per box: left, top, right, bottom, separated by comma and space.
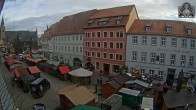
1, 16, 4, 28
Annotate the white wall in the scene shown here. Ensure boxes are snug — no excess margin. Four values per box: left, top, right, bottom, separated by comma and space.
52, 34, 84, 66
126, 34, 196, 83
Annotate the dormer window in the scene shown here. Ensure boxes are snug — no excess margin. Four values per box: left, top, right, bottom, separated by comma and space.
116, 16, 123, 24
187, 29, 192, 35
145, 26, 151, 32
98, 21, 107, 26
88, 20, 94, 25
98, 18, 109, 26
166, 27, 172, 32
116, 20, 121, 24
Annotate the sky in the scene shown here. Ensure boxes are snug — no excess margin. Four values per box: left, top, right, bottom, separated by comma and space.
2, 0, 196, 37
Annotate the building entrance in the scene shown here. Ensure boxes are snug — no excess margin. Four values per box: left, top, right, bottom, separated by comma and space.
103, 63, 110, 74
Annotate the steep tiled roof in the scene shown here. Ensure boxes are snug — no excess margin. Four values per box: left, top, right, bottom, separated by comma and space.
128, 19, 196, 38
89, 5, 135, 19
85, 5, 135, 28
5, 31, 38, 43
52, 9, 97, 36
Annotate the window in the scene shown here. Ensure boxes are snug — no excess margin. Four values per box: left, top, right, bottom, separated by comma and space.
85, 51, 88, 56
142, 36, 147, 45
187, 29, 192, 35
141, 52, 147, 62
92, 32, 95, 38
103, 42, 107, 48
97, 42, 101, 48
103, 53, 107, 59
180, 55, 186, 67
92, 42, 95, 47
85, 42, 88, 47
149, 70, 155, 76
76, 36, 78, 40
120, 31, 123, 37
88, 42, 90, 47
97, 32, 101, 37
181, 39, 187, 48
91, 52, 95, 57
98, 21, 107, 26
88, 33, 91, 38
104, 32, 108, 37
109, 54, 114, 60
80, 36, 82, 40
158, 71, 164, 81
113, 65, 120, 72
68, 36, 70, 41
116, 20, 121, 24
62, 46, 64, 50
145, 26, 151, 32
141, 69, 146, 74
96, 62, 100, 70
110, 32, 114, 37
116, 32, 120, 37
171, 38, 177, 47
76, 47, 78, 52
116, 54, 123, 61
80, 47, 82, 52
87, 52, 90, 56
170, 54, 176, 65
161, 37, 166, 46
166, 27, 172, 32
150, 53, 156, 63
73, 47, 75, 52
189, 56, 194, 67
116, 43, 123, 49
133, 36, 138, 44
132, 51, 137, 61
110, 42, 114, 48
160, 53, 165, 64
151, 37, 157, 46
73, 36, 75, 41
190, 40, 195, 49
97, 52, 101, 58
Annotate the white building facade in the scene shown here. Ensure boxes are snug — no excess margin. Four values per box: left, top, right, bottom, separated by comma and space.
126, 20, 196, 84
52, 34, 83, 67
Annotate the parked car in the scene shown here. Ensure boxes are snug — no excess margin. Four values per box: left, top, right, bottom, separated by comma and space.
32, 103, 46, 110
30, 78, 50, 98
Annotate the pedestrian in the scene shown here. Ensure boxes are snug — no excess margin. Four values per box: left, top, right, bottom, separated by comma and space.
11, 77, 15, 87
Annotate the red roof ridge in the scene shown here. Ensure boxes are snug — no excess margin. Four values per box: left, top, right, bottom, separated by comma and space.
89, 5, 135, 19
127, 19, 196, 38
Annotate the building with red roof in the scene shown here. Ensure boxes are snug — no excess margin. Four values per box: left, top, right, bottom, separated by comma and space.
83, 5, 139, 76
126, 19, 196, 84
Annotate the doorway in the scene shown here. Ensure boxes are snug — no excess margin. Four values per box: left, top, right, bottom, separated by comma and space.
166, 68, 176, 85
103, 63, 110, 74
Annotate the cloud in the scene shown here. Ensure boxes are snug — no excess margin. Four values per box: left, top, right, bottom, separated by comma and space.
2, 0, 196, 37
5, 12, 72, 36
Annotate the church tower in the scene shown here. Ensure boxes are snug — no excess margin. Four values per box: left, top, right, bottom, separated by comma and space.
0, 16, 5, 40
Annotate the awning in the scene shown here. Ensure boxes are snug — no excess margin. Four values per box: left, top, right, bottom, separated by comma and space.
6, 59, 21, 65
7, 59, 15, 65
14, 67, 29, 77
28, 66, 40, 74
59, 66, 70, 74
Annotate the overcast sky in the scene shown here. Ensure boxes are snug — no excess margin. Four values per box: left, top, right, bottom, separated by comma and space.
2, 0, 196, 37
